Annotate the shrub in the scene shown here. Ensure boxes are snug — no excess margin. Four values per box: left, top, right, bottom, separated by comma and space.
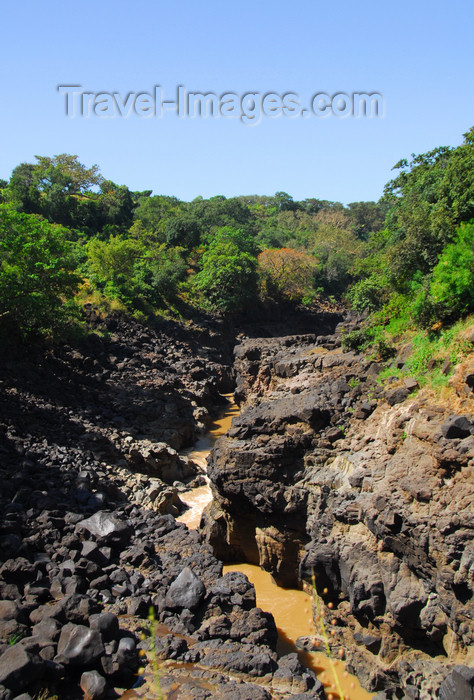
348, 276, 386, 313
139, 245, 188, 303
258, 247, 318, 302
341, 327, 373, 351
375, 338, 396, 361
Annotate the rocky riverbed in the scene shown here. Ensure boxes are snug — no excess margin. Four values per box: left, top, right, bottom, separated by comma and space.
0, 310, 341, 700
202, 318, 474, 698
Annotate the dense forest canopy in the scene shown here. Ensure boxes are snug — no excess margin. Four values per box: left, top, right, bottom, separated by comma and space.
0, 128, 472, 349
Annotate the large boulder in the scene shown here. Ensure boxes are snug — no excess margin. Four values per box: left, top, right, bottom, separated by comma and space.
439, 665, 474, 700
56, 623, 105, 667
441, 415, 473, 439
29, 594, 98, 626
0, 645, 43, 693
76, 512, 132, 547
89, 612, 119, 643
128, 440, 197, 482
196, 639, 277, 677
165, 567, 206, 611
80, 670, 107, 700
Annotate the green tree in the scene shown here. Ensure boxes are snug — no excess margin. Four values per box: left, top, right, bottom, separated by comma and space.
193, 236, 258, 312
0, 179, 9, 204
8, 163, 41, 214
347, 201, 387, 240
428, 221, 474, 321
9, 154, 103, 232
190, 196, 251, 230
0, 204, 80, 338
347, 275, 387, 313
9, 155, 137, 237
165, 216, 202, 249
137, 244, 188, 304
86, 235, 144, 303
274, 191, 297, 212
346, 129, 474, 334
310, 209, 365, 294
203, 226, 257, 255
132, 194, 181, 242
97, 180, 136, 236
382, 127, 474, 290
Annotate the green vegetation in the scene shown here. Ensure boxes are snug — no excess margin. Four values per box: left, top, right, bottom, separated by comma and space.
345, 315, 473, 389
140, 607, 163, 700
258, 247, 319, 303
0, 153, 384, 338
1, 128, 472, 372
343, 127, 474, 390
193, 229, 258, 312
7, 632, 24, 645
349, 127, 474, 324
34, 692, 59, 700
0, 204, 80, 340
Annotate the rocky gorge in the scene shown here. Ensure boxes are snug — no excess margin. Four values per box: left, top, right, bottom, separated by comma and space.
0, 308, 472, 699
203, 319, 474, 698
0, 309, 336, 700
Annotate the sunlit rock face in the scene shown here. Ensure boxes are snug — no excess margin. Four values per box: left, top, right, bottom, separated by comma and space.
205, 322, 474, 695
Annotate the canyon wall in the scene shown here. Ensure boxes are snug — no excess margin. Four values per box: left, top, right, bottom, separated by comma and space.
204, 320, 474, 697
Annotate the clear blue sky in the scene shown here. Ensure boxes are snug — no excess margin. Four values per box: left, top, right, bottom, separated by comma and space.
1, 0, 473, 204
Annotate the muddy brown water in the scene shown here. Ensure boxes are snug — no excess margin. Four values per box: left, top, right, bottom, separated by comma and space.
176, 396, 240, 529
178, 396, 373, 700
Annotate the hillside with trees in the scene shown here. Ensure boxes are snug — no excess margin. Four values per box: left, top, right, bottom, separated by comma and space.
0, 129, 473, 388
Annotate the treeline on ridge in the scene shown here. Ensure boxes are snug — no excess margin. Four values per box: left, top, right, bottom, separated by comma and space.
0, 128, 472, 350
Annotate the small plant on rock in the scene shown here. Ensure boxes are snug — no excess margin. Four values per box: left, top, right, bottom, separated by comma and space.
136, 607, 164, 699
7, 632, 24, 645
311, 574, 347, 700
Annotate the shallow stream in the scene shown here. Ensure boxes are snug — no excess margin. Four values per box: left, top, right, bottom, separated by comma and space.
178, 396, 373, 700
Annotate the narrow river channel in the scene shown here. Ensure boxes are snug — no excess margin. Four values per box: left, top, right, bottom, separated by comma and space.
178, 396, 373, 700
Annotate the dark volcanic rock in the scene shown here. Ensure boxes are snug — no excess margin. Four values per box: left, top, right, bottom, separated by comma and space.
272, 653, 322, 695
89, 612, 119, 642
30, 594, 99, 626
441, 415, 473, 439
385, 387, 409, 406
1, 316, 293, 698
56, 623, 105, 667
195, 639, 277, 677
31, 618, 62, 646
229, 391, 331, 439
0, 559, 35, 586
439, 665, 474, 700
3, 310, 472, 698
76, 512, 132, 547
165, 567, 206, 610
204, 329, 474, 697
0, 602, 22, 623
0, 646, 43, 693
80, 670, 107, 700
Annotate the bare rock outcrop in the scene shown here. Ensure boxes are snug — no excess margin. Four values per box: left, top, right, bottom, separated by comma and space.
204, 322, 474, 696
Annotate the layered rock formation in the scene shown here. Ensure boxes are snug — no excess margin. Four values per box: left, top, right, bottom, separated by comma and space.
204, 320, 474, 697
